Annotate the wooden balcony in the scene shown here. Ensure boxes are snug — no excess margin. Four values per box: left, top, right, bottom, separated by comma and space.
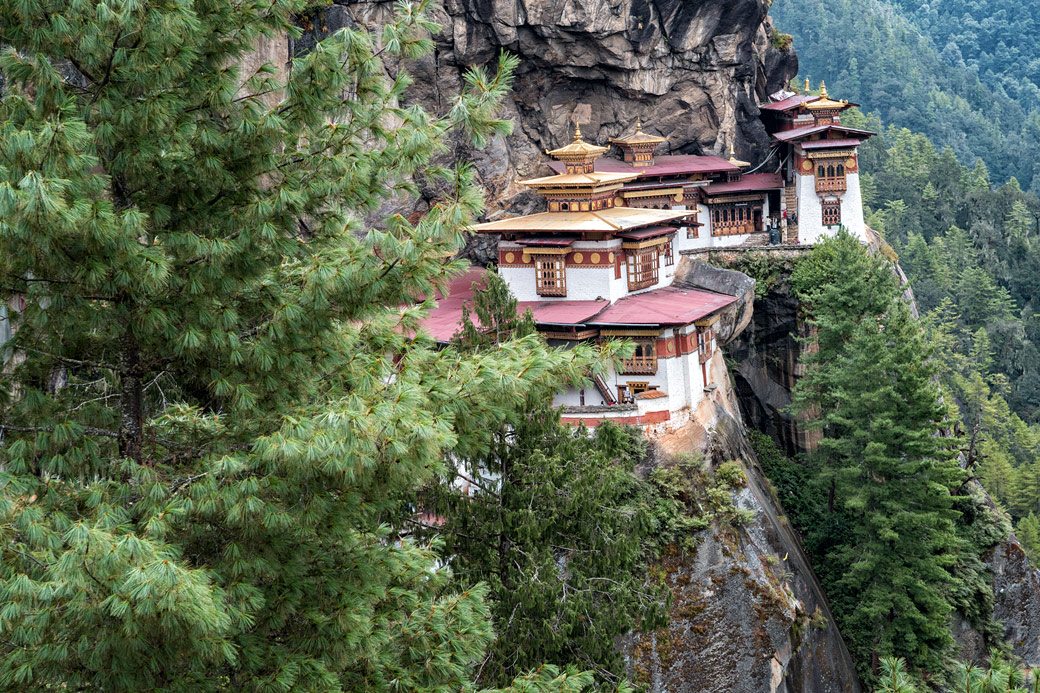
815, 177, 847, 194
620, 355, 658, 375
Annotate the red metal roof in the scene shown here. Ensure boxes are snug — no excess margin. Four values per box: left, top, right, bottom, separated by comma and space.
416, 267, 489, 342
705, 173, 783, 195
636, 389, 669, 400
588, 286, 736, 326
799, 138, 863, 150
773, 124, 875, 143
548, 154, 739, 177
416, 267, 609, 340
761, 94, 820, 112
517, 236, 577, 247
616, 225, 677, 240
517, 300, 608, 324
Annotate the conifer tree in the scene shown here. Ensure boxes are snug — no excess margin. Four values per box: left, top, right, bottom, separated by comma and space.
0, 1, 599, 690
430, 273, 669, 688
791, 229, 968, 678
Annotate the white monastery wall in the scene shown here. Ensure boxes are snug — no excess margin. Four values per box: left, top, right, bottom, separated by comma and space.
840, 172, 866, 241
796, 171, 867, 245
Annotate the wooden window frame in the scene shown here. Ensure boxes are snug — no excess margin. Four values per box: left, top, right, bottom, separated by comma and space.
821, 201, 841, 227
814, 159, 848, 193
533, 254, 567, 296
697, 325, 713, 358
626, 246, 659, 291
661, 239, 674, 266
619, 382, 650, 403
620, 340, 658, 375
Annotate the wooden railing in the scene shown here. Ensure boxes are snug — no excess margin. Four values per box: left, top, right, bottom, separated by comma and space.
620, 355, 657, 375
815, 177, 847, 194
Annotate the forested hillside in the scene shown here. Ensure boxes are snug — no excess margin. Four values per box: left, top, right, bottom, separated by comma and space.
826, 106, 1040, 566
771, 0, 1040, 190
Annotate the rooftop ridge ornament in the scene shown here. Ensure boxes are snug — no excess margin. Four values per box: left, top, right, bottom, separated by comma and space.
819, 80, 828, 98
804, 76, 810, 93
608, 118, 666, 167
727, 142, 750, 169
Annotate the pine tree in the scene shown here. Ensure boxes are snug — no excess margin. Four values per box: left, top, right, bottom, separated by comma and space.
0, 2, 599, 690
429, 274, 670, 688
821, 300, 965, 675
791, 230, 968, 678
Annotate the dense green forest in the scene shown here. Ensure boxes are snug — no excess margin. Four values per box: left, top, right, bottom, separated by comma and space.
751, 231, 1007, 685
820, 108, 1040, 566
771, 0, 1040, 190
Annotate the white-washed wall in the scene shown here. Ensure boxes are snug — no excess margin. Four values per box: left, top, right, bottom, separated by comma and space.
796, 171, 867, 244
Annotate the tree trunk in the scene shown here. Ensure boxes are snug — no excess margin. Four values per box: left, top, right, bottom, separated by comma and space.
118, 328, 143, 463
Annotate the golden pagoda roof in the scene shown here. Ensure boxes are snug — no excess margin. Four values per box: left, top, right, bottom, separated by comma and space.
804, 80, 850, 110
609, 119, 666, 147
726, 143, 750, 169
546, 123, 608, 163
473, 206, 692, 234
520, 170, 640, 188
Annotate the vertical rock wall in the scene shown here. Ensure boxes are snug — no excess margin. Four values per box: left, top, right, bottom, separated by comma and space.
630, 413, 862, 693
295, 0, 798, 217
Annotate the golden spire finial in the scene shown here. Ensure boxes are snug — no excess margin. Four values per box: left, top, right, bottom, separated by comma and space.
729, 143, 735, 156
636, 117, 643, 133
573, 121, 583, 141
819, 80, 828, 98
804, 76, 810, 93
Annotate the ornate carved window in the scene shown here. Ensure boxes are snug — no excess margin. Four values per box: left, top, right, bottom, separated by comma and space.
710, 203, 758, 236
814, 159, 847, 193
533, 254, 566, 296
626, 246, 659, 291
821, 201, 842, 227
620, 340, 657, 375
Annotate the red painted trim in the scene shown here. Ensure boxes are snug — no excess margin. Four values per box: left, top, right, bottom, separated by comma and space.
561, 409, 671, 428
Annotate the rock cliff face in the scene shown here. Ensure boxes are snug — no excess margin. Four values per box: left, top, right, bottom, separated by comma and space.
621, 255, 862, 692
630, 406, 862, 692
298, 0, 797, 219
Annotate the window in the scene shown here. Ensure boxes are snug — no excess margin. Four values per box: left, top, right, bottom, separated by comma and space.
661, 239, 674, 266
533, 254, 566, 296
697, 325, 714, 388
618, 382, 650, 403
620, 340, 657, 374
697, 326, 712, 358
686, 225, 699, 239
822, 201, 841, 226
626, 246, 659, 291
710, 203, 760, 236
814, 159, 847, 193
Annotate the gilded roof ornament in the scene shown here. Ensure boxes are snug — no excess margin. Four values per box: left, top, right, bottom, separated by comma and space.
727, 143, 750, 168
804, 77, 810, 93
609, 118, 666, 146
546, 122, 609, 163
804, 79, 852, 111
